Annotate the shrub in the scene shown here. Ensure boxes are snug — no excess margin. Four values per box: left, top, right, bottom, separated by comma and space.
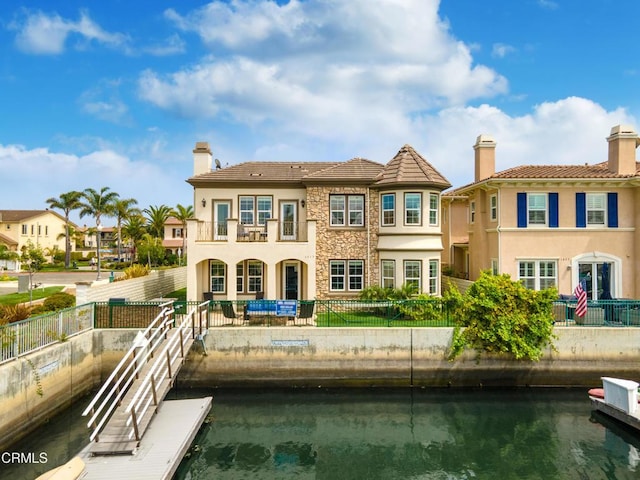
42, 292, 75, 311
116, 264, 151, 281
448, 271, 557, 361
0, 304, 32, 324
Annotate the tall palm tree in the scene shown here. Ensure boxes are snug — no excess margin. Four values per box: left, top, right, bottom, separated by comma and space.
46, 191, 82, 268
121, 215, 147, 262
56, 225, 86, 266
79, 187, 119, 279
172, 203, 194, 263
144, 204, 173, 239
113, 198, 140, 262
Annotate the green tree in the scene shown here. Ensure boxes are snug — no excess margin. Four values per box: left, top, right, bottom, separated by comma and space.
172, 203, 194, 262
79, 187, 119, 279
121, 215, 147, 263
46, 191, 82, 269
138, 233, 165, 267
113, 198, 141, 262
448, 271, 557, 361
144, 204, 172, 239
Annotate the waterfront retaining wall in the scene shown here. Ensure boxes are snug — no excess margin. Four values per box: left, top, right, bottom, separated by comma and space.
3, 326, 640, 451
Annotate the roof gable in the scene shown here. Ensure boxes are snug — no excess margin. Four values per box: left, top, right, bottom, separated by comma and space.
0, 209, 70, 224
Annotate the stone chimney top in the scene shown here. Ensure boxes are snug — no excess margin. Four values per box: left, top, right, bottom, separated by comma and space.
473, 134, 497, 182
193, 142, 212, 176
607, 125, 639, 175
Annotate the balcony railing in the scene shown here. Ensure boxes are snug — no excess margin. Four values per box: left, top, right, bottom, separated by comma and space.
195, 221, 309, 242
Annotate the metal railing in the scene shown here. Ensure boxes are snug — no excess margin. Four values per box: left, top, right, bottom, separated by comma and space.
195, 221, 309, 242
553, 299, 640, 326
0, 304, 94, 364
82, 305, 176, 443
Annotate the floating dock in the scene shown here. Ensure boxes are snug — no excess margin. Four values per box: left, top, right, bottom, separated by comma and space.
589, 377, 640, 432
78, 396, 212, 480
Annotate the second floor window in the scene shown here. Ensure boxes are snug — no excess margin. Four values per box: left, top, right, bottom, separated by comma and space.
576, 192, 617, 228
239, 196, 272, 225
381, 194, 395, 226
586, 193, 605, 225
528, 193, 547, 225
22, 224, 27, 234
429, 194, 438, 226
404, 193, 421, 225
490, 195, 497, 221
172, 228, 183, 238
470, 201, 476, 224
330, 194, 364, 227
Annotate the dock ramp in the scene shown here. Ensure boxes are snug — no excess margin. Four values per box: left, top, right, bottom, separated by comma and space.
82, 301, 210, 455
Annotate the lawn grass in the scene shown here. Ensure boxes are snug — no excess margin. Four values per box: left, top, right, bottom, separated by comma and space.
165, 287, 187, 302
0, 286, 64, 306
315, 311, 456, 327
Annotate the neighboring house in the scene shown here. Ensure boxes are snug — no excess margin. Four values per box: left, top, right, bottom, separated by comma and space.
0, 209, 77, 260
185, 142, 451, 301
442, 124, 640, 300
163, 216, 185, 256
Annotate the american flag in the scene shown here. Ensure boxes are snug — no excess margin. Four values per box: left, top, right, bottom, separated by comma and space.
574, 279, 587, 317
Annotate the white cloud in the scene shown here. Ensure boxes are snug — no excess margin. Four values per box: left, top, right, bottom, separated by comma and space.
492, 43, 516, 58
11, 9, 130, 55
143, 34, 186, 56
0, 143, 192, 224
144, 0, 508, 144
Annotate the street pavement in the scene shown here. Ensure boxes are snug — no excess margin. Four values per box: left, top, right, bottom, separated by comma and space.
0, 269, 124, 296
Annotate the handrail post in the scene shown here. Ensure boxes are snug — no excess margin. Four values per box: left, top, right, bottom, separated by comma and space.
130, 408, 140, 442
166, 351, 172, 378
179, 329, 184, 357
150, 376, 158, 405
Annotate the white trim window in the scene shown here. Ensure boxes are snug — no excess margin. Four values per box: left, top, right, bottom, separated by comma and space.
404, 260, 421, 291
210, 261, 226, 293
247, 260, 263, 292
330, 194, 365, 227
429, 193, 439, 226
490, 195, 498, 221
518, 260, 557, 290
404, 193, 421, 225
470, 201, 476, 224
528, 194, 547, 225
330, 260, 364, 291
236, 263, 244, 293
586, 193, 606, 226
381, 260, 395, 288
428, 259, 438, 294
381, 193, 395, 226
239, 196, 272, 225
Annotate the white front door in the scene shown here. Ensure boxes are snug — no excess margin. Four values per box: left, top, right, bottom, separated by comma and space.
214, 201, 230, 240
280, 202, 297, 240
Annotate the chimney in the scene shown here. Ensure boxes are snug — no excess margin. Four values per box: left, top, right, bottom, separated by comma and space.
193, 142, 212, 176
607, 125, 639, 175
473, 134, 497, 182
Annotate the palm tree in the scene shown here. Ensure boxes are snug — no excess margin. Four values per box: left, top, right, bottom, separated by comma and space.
121, 215, 147, 262
113, 198, 140, 262
172, 203, 194, 263
144, 204, 173, 239
46, 191, 82, 269
79, 187, 119, 279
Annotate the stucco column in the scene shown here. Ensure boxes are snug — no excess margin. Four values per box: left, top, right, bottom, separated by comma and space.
266, 261, 277, 299
267, 219, 278, 244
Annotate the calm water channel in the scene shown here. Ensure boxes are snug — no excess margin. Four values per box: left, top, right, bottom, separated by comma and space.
3, 388, 640, 480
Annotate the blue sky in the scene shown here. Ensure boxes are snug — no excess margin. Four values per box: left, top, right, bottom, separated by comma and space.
1, 0, 639, 226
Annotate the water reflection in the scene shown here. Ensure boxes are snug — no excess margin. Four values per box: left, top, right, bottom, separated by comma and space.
172, 388, 640, 480
3, 388, 640, 480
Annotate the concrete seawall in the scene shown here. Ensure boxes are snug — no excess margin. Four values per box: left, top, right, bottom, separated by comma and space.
3, 326, 640, 450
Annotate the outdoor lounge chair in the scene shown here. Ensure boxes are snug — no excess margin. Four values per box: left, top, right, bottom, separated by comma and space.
294, 300, 316, 326
220, 301, 246, 325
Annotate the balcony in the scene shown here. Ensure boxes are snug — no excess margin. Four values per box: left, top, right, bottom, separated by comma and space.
195, 219, 310, 243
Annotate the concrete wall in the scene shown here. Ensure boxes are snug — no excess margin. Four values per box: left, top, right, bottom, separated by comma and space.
0, 332, 98, 451
4, 326, 640, 450
179, 326, 640, 388
76, 267, 186, 304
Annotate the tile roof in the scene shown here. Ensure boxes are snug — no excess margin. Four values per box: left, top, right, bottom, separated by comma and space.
374, 144, 451, 189
491, 162, 640, 179
301, 157, 384, 183
444, 161, 640, 196
187, 162, 339, 185
0, 232, 17, 246
0, 209, 67, 223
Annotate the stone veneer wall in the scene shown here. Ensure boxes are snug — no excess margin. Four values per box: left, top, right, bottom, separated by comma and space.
307, 186, 380, 299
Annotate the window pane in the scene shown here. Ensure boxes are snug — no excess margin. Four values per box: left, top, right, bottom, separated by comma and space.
348, 260, 363, 290
405, 193, 421, 225
240, 196, 254, 225
330, 261, 345, 291
349, 196, 364, 226
405, 260, 421, 290
382, 260, 395, 289
330, 196, 345, 226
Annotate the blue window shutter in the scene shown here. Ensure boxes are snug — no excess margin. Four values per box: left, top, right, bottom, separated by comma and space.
576, 193, 586, 228
517, 193, 527, 228
548, 193, 559, 228
608, 192, 618, 228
